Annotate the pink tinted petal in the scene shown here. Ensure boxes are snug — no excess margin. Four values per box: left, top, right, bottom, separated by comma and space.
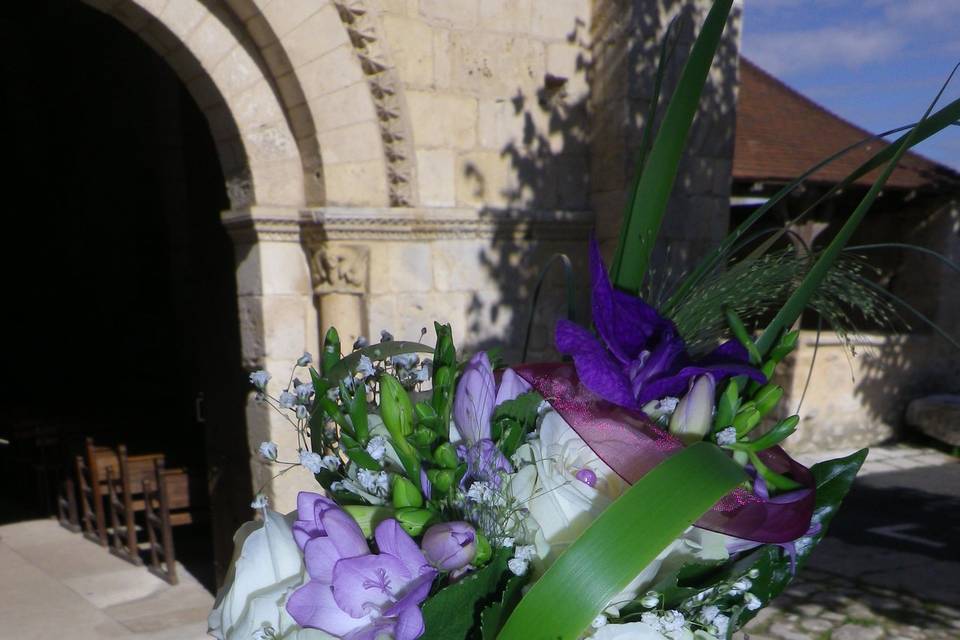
374, 519, 429, 575
556, 319, 638, 410
287, 580, 369, 637
384, 571, 437, 616
394, 605, 425, 640
303, 536, 339, 582
453, 352, 496, 443
332, 554, 411, 618
320, 508, 369, 558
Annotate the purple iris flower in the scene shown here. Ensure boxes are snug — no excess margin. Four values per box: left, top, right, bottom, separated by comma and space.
555, 239, 765, 411
453, 353, 530, 488
286, 492, 437, 640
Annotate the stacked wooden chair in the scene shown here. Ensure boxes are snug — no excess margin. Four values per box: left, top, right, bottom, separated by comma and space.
142, 458, 195, 585
76, 438, 118, 546
105, 445, 165, 565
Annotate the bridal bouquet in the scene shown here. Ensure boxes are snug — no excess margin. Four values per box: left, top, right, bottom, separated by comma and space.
207, 1, 958, 638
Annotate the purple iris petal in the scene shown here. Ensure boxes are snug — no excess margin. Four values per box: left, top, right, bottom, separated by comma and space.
556, 319, 638, 410
556, 238, 766, 412
494, 368, 532, 406
458, 439, 514, 489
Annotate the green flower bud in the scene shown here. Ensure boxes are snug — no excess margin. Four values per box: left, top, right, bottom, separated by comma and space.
433, 442, 459, 469
392, 476, 424, 509
395, 507, 436, 536
753, 384, 784, 418
321, 327, 342, 376
473, 532, 492, 567
426, 469, 455, 495
380, 373, 414, 438
433, 322, 456, 369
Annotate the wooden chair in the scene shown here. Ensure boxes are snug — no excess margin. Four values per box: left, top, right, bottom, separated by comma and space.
76, 438, 118, 546
106, 446, 165, 565
57, 475, 81, 533
143, 458, 194, 585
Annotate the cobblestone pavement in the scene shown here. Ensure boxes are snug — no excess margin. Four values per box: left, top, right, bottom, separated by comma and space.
738, 443, 960, 640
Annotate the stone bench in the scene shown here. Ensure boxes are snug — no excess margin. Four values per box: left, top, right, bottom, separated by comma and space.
906, 395, 960, 447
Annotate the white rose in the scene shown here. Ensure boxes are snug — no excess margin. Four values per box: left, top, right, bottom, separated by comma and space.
510, 410, 734, 617
590, 622, 718, 640
208, 509, 333, 640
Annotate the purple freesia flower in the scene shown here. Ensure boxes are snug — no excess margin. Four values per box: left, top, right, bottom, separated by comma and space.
555, 239, 765, 411
286, 492, 437, 640
452, 354, 529, 488
421, 521, 477, 571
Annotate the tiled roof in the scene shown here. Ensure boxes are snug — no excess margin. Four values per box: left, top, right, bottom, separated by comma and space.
733, 58, 957, 190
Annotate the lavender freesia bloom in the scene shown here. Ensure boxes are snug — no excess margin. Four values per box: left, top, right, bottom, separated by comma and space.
286, 492, 437, 640
555, 239, 765, 412
421, 522, 477, 571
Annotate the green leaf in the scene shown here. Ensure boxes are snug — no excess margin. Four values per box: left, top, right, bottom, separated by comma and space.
492, 391, 543, 457
348, 387, 369, 446
340, 432, 380, 471
499, 443, 746, 639
481, 572, 530, 640
321, 327, 342, 375
727, 449, 868, 630
610, 0, 734, 291
420, 549, 511, 640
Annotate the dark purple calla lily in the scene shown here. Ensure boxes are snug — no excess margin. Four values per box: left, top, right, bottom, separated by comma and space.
556, 238, 766, 411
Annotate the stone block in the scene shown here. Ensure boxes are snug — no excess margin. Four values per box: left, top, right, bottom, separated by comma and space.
367, 293, 398, 338
407, 91, 477, 149
261, 294, 313, 359
546, 42, 589, 100
433, 29, 452, 88
158, 0, 208, 38
263, 0, 329, 38
416, 149, 457, 206
323, 160, 389, 206
282, 3, 349, 68
906, 395, 960, 446
479, 0, 532, 33
310, 81, 377, 132
448, 32, 545, 98
432, 239, 498, 292
256, 242, 312, 296
186, 15, 236, 70
382, 15, 434, 87
531, 0, 589, 40
231, 79, 286, 130
368, 241, 434, 294
477, 98, 524, 151
456, 150, 515, 207
250, 159, 306, 206
298, 46, 365, 101
212, 45, 262, 97
317, 121, 384, 164
419, 0, 478, 29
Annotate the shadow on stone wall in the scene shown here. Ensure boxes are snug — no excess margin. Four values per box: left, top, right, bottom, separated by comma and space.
460, 1, 741, 363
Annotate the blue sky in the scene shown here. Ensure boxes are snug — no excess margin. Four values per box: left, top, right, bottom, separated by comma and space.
739, 0, 960, 170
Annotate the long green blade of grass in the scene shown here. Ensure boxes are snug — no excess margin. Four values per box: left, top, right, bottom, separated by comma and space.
610, 0, 734, 292
755, 64, 959, 356
498, 443, 745, 639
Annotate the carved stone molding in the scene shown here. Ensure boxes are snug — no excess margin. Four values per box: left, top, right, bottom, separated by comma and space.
332, 0, 417, 207
300, 207, 596, 242
310, 245, 369, 294
221, 207, 303, 244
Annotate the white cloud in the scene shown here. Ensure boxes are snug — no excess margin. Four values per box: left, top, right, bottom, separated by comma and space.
743, 24, 905, 75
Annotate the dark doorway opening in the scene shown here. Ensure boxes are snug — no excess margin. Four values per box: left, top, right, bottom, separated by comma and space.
0, 0, 250, 591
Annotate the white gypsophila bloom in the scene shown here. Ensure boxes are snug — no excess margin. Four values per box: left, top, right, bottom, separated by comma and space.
330, 481, 345, 492
713, 614, 730, 637
699, 605, 720, 624
294, 382, 314, 402
715, 426, 737, 446
296, 405, 310, 420
357, 469, 390, 497
321, 455, 340, 472
380, 329, 394, 342
375, 471, 390, 496
353, 336, 369, 350
729, 578, 751, 595
356, 355, 376, 379
466, 481, 495, 504
297, 352, 313, 367
326, 387, 340, 402
513, 545, 536, 562
391, 353, 418, 370
258, 442, 278, 461
659, 611, 685, 633
249, 370, 271, 390
641, 396, 680, 421
591, 615, 608, 629
640, 613, 662, 632
366, 436, 387, 462
252, 626, 276, 640
744, 592, 762, 611
414, 365, 430, 383
499, 536, 515, 548
299, 451, 324, 474
748, 568, 760, 579
250, 494, 269, 509
278, 391, 296, 409
507, 558, 529, 576
640, 592, 660, 609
